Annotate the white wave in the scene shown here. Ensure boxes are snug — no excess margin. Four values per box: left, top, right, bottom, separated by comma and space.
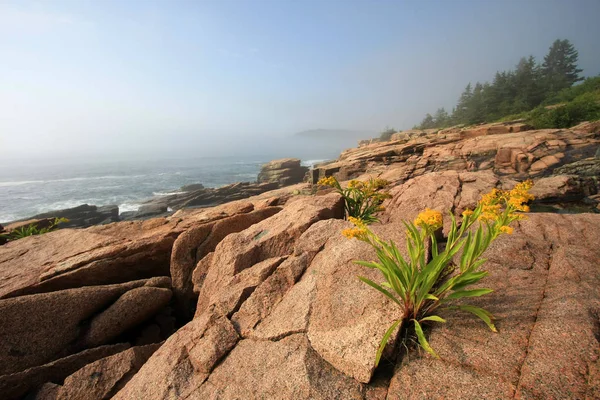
301, 159, 326, 167
36, 200, 93, 213
0, 213, 20, 224
152, 191, 182, 196
119, 203, 140, 213
0, 174, 147, 188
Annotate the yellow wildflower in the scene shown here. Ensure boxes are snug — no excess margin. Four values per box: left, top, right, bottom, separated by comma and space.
317, 176, 337, 187
462, 209, 473, 218
342, 227, 367, 239
348, 180, 361, 189
499, 226, 513, 235
348, 216, 366, 227
414, 208, 443, 230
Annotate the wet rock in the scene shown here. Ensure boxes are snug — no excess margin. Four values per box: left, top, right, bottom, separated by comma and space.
139, 181, 280, 211
23, 204, 119, 229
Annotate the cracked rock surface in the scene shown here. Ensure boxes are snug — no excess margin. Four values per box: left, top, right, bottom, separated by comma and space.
1, 125, 599, 400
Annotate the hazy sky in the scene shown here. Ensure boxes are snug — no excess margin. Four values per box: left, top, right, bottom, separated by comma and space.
1, 0, 600, 159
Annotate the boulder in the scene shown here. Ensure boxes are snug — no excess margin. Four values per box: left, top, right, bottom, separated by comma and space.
571, 120, 600, 133
0, 343, 130, 400
24, 204, 119, 229
257, 158, 309, 187
81, 286, 172, 348
231, 253, 309, 336
193, 335, 364, 399
112, 312, 239, 400
180, 183, 205, 192
40, 343, 161, 400
554, 157, 600, 177
139, 181, 280, 211
194, 193, 343, 317
306, 222, 406, 384
0, 219, 180, 299
171, 207, 282, 318
0, 278, 170, 375
530, 174, 597, 203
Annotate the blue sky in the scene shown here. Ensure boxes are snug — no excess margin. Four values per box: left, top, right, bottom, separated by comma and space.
1, 0, 600, 158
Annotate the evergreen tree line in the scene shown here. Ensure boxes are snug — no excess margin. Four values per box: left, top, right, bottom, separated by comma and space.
416, 39, 585, 129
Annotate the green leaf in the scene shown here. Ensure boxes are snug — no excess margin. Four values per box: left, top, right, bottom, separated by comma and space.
420, 315, 446, 323
354, 260, 381, 269
358, 276, 402, 306
445, 288, 493, 300
424, 293, 439, 301
413, 320, 439, 358
375, 319, 402, 367
455, 305, 497, 332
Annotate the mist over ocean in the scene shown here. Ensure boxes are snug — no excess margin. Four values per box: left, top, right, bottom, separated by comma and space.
0, 155, 330, 224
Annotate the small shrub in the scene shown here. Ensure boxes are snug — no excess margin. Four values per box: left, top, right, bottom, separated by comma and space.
318, 176, 390, 224
529, 92, 600, 129
0, 217, 68, 241
379, 128, 397, 141
343, 181, 534, 363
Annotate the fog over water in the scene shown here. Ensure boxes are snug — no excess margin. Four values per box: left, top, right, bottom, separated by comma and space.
1, 0, 600, 220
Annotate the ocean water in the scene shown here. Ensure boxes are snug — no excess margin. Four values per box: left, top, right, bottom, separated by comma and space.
0, 156, 326, 223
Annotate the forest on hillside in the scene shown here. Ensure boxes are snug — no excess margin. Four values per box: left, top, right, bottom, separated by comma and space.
387, 39, 600, 136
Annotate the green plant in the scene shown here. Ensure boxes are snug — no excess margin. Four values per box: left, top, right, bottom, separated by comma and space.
529, 92, 600, 129
318, 176, 390, 224
379, 128, 396, 141
342, 181, 535, 363
0, 217, 68, 241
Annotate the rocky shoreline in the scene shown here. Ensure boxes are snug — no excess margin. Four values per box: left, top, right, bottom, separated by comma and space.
1, 158, 311, 233
1, 121, 599, 399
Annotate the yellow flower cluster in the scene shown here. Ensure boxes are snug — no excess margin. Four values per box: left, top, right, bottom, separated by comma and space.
342, 216, 368, 239
473, 181, 535, 236
348, 180, 363, 189
414, 208, 443, 231
508, 180, 534, 212
317, 176, 337, 187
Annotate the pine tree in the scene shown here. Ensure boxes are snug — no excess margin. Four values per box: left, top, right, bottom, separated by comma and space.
453, 83, 473, 124
419, 113, 435, 129
512, 56, 544, 112
542, 39, 583, 94
433, 108, 449, 127
469, 82, 486, 124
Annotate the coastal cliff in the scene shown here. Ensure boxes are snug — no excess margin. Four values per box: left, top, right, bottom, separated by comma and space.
1, 122, 599, 399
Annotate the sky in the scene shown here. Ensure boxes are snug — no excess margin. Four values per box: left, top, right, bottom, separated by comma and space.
1, 0, 600, 160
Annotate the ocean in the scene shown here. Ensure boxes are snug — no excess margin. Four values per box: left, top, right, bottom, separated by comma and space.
0, 156, 328, 224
